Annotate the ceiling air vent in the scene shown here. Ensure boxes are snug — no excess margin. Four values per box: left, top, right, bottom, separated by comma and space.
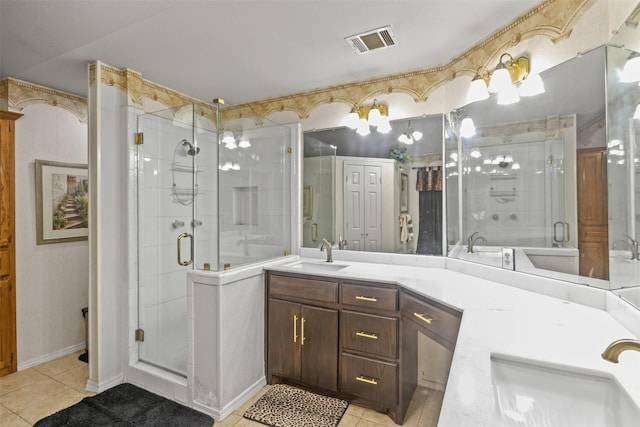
345, 26, 397, 54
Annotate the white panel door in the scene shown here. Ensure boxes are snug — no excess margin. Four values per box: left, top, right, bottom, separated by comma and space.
344, 163, 382, 251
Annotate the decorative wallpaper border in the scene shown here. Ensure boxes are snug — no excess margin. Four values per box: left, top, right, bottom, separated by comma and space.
90, 0, 595, 123
0, 77, 88, 123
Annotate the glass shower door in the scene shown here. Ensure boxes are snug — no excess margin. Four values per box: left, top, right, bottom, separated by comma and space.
135, 108, 196, 377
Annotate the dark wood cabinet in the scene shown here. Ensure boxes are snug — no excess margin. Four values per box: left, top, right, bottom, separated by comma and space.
265, 271, 462, 425
267, 275, 339, 392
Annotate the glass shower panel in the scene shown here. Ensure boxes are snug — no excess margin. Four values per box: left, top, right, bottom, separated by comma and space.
209, 115, 292, 269
136, 106, 196, 377
302, 138, 336, 247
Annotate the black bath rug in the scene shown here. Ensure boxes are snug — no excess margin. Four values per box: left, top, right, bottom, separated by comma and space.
34, 382, 214, 426
243, 384, 348, 427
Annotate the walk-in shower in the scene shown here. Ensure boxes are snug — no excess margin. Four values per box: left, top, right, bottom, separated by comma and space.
134, 102, 294, 377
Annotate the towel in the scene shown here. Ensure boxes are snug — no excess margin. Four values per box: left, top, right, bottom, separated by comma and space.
399, 213, 414, 243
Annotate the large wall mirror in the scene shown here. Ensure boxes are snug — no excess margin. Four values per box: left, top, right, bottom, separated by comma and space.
303, 115, 444, 255
447, 39, 640, 299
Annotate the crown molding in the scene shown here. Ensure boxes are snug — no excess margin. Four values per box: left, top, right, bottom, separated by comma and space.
221, 0, 595, 121
0, 77, 88, 123
88, 0, 595, 124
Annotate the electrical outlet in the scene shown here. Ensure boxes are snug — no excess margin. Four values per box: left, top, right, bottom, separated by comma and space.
501, 247, 515, 270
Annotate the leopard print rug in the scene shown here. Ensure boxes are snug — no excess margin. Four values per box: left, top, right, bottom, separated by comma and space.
243, 384, 349, 427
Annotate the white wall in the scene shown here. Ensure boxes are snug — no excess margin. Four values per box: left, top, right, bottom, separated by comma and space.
14, 103, 89, 366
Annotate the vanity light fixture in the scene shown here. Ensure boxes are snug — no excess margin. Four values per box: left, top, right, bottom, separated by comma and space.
397, 120, 422, 144
467, 53, 540, 105
620, 51, 640, 83
345, 99, 392, 135
459, 117, 476, 138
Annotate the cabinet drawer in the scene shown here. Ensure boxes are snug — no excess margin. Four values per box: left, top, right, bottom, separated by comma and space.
269, 274, 338, 304
341, 311, 398, 358
400, 292, 461, 348
340, 353, 397, 406
341, 283, 397, 311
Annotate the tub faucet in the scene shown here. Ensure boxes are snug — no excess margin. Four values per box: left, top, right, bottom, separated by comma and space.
613, 236, 639, 260
467, 232, 487, 253
320, 238, 333, 263
602, 339, 640, 363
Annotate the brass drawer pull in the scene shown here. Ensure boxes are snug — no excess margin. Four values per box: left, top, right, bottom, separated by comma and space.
301, 317, 306, 345
356, 375, 378, 385
356, 331, 378, 340
414, 312, 433, 324
355, 295, 378, 302
293, 315, 298, 343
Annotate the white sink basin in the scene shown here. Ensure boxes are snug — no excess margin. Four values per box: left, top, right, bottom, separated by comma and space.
491, 354, 640, 426
283, 261, 347, 273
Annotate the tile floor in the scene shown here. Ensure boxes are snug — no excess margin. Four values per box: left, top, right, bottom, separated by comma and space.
0, 351, 443, 426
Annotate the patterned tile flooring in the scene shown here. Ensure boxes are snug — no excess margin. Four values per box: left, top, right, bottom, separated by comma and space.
0, 351, 443, 426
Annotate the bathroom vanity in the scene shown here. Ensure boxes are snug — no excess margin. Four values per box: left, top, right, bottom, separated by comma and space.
265, 268, 462, 424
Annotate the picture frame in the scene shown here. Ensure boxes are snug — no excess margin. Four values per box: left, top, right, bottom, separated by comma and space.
35, 159, 89, 245
400, 173, 409, 213
303, 186, 313, 219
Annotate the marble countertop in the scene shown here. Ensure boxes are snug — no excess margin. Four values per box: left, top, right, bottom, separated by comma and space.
265, 257, 640, 426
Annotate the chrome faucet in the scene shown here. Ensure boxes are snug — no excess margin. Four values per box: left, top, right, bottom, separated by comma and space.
320, 238, 333, 263
338, 235, 347, 250
602, 339, 640, 363
467, 232, 487, 253
612, 236, 639, 260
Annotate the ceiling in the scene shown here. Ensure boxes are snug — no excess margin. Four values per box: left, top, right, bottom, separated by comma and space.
0, 0, 540, 105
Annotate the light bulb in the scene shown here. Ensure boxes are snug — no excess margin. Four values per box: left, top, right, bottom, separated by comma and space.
377, 118, 392, 134
467, 76, 490, 103
368, 105, 382, 127
222, 130, 235, 144
356, 120, 370, 136
497, 84, 520, 105
345, 107, 360, 129
519, 74, 545, 96
488, 67, 512, 93
459, 117, 476, 138
620, 55, 640, 83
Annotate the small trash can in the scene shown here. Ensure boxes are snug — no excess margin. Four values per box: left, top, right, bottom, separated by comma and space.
79, 307, 88, 363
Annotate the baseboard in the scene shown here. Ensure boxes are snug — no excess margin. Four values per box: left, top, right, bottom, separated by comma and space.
192, 376, 266, 420
418, 378, 446, 392
17, 342, 85, 370
87, 374, 123, 393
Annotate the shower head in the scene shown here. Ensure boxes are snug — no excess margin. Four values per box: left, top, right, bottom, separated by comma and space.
181, 139, 200, 156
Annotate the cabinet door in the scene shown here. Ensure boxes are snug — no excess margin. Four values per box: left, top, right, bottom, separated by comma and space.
268, 299, 301, 380
300, 305, 338, 392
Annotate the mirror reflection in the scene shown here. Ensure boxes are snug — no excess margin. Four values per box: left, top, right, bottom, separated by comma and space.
303, 115, 444, 255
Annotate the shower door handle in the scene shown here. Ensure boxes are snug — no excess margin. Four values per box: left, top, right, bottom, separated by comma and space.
177, 233, 193, 266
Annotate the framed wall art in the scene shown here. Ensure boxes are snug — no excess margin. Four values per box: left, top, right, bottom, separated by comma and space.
35, 159, 89, 244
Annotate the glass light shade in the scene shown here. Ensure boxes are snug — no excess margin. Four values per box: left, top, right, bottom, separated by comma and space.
519, 74, 545, 96
620, 55, 640, 83
469, 149, 481, 158
225, 140, 237, 149
222, 130, 235, 144
377, 118, 392, 134
467, 77, 490, 103
238, 136, 251, 148
488, 67, 512, 93
232, 163, 241, 170
459, 117, 476, 138
345, 109, 360, 129
497, 85, 520, 105
398, 133, 412, 144
356, 120, 371, 136
221, 161, 233, 171
512, 162, 521, 170
368, 106, 382, 127
504, 155, 514, 163
634, 104, 640, 120
411, 130, 423, 141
